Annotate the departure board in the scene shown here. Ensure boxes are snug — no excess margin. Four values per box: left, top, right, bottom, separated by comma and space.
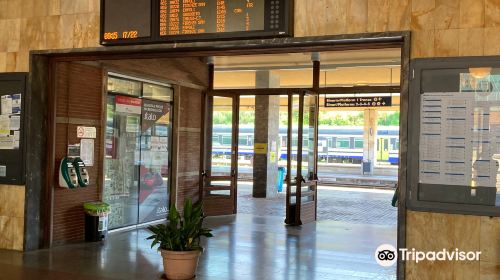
100, 0, 293, 45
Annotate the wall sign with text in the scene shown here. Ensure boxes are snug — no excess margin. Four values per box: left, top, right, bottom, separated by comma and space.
325, 96, 392, 108
100, 0, 293, 45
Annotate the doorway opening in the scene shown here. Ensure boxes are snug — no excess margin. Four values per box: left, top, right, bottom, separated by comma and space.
32, 34, 408, 279
206, 48, 401, 225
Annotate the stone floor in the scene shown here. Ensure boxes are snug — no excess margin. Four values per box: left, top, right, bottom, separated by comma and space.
238, 183, 398, 226
0, 186, 398, 280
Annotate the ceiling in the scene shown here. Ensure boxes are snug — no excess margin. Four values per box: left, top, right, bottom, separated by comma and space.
214, 48, 401, 71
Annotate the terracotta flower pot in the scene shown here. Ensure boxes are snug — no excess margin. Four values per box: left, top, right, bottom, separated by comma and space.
160, 250, 201, 280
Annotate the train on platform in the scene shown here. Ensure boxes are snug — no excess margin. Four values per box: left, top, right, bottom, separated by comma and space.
211, 125, 400, 165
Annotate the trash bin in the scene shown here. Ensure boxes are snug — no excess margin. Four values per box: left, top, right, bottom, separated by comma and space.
277, 167, 285, 192
83, 202, 110, 242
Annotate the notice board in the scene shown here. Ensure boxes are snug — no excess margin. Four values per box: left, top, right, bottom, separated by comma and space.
0, 73, 27, 185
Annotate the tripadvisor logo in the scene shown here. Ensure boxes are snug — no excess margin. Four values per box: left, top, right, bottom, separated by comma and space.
375, 244, 481, 267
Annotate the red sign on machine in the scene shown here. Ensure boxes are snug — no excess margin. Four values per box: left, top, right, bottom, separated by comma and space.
115, 95, 142, 114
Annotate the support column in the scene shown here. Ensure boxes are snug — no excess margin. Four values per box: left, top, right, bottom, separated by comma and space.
363, 109, 377, 175
253, 71, 280, 198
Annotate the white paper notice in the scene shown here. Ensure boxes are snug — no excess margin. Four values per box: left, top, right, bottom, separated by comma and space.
80, 139, 94, 166
419, 92, 474, 186
9, 115, 20, 130
1, 95, 12, 115
0, 165, 6, 177
13, 131, 20, 149
0, 136, 14, 150
0, 115, 9, 135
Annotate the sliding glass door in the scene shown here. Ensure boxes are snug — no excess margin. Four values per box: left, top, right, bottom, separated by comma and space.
103, 75, 173, 229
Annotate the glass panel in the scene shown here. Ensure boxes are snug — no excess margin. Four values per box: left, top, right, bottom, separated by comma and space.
138, 100, 171, 223
103, 95, 141, 229
318, 48, 401, 87
302, 94, 317, 179
107, 76, 141, 96
376, 111, 400, 167
142, 83, 173, 102
211, 96, 233, 176
419, 67, 500, 206
207, 181, 232, 197
237, 96, 255, 183
214, 53, 313, 89
290, 95, 300, 179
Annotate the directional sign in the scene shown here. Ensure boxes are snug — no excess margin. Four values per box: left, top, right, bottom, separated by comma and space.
324, 96, 392, 108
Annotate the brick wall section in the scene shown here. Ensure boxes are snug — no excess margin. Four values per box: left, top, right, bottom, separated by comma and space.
52, 62, 102, 245
176, 86, 203, 207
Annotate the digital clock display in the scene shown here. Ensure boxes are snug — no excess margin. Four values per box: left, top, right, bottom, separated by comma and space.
100, 0, 292, 45
102, 0, 151, 41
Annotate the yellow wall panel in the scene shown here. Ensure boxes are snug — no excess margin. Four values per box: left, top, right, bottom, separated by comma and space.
346, 0, 367, 34
435, 0, 460, 29
485, 0, 500, 27
480, 216, 500, 264
0, 185, 25, 251
484, 27, 500, 55
459, 0, 485, 28
410, 0, 435, 31
434, 28, 459, 57
367, 0, 389, 32
459, 28, 485, 56
326, 0, 348, 35
388, 0, 411, 31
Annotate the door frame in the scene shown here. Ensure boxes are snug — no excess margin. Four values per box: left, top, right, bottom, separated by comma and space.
202, 93, 240, 216
31, 34, 408, 280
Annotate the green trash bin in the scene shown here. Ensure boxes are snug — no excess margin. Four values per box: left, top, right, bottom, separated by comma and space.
83, 202, 111, 242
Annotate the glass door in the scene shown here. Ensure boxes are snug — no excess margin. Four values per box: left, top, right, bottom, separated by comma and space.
203, 95, 239, 216
103, 75, 173, 230
286, 90, 319, 225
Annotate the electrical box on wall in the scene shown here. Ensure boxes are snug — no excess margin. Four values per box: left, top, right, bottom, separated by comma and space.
0, 73, 27, 185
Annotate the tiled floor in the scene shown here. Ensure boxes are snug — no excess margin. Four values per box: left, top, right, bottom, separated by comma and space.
0, 187, 397, 280
238, 184, 398, 225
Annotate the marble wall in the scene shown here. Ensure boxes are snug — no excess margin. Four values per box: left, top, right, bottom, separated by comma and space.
0, 185, 24, 250
0, 2, 498, 278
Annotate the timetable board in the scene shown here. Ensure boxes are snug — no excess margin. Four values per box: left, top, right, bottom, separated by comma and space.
100, 0, 293, 45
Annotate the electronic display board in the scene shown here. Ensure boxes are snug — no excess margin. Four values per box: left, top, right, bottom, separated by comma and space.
100, 0, 293, 45
102, 0, 152, 42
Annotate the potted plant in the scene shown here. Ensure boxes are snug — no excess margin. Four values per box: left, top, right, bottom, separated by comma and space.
147, 199, 213, 280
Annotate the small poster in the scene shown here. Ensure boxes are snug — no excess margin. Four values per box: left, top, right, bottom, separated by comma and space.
142, 99, 170, 133
9, 115, 20, 131
0, 115, 9, 135
0, 136, 14, 150
11, 94, 21, 114
1, 95, 12, 115
116, 95, 142, 114
0, 165, 5, 177
126, 116, 140, 132
77, 126, 97, 138
254, 143, 267, 154
81, 139, 94, 166
13, 131, 19, 149
68, 144, 81, 157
